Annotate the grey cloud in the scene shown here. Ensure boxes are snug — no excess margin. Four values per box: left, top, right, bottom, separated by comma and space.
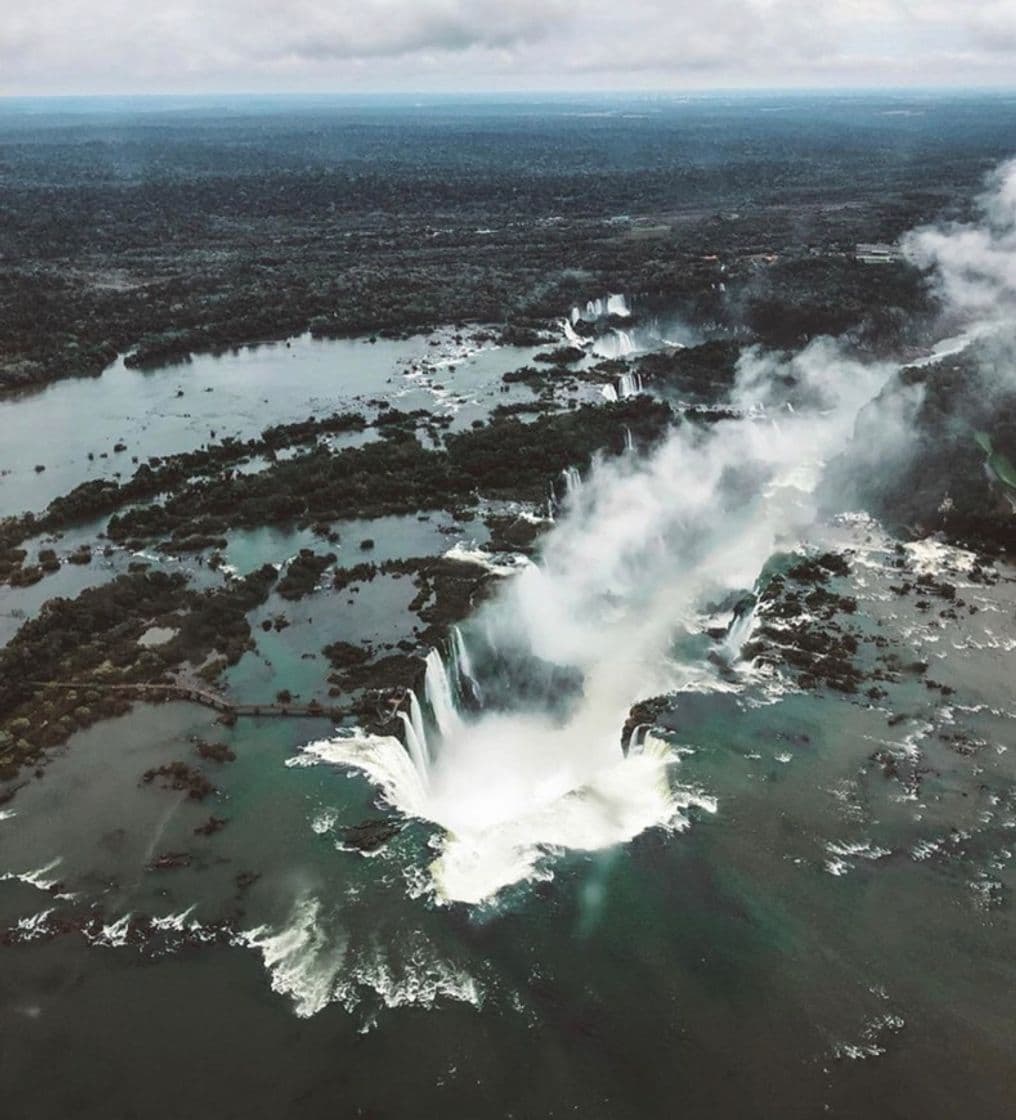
2, 0, 1016, 94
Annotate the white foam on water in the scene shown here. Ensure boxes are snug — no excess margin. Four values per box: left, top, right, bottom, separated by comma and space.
89, 914, 134, 948
240, 896, 483, 1022
824, 839, 892, 875
241, 896, 344, 1019
832, 1012, 905, 1061
150, 906, 198, 933
442, 541, 533, 577
0, 858, 63, 893
311, 808, 338, 835
903, 537, 977, 576
9, 909, 55, 942
335, 935, 484, 1019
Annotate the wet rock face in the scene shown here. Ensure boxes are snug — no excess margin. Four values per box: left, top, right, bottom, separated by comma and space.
340, 819, 404, 853
148, 851, 192, 871
141, 762, 215, 801
742, 552, 864, 694
194, 816, 228, 836
621, 697, 674, 749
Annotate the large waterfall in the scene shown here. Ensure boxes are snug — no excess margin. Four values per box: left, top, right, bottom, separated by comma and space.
300, 334, 906, 906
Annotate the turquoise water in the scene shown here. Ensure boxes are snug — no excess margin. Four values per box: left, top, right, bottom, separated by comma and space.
0, 328, 550, 516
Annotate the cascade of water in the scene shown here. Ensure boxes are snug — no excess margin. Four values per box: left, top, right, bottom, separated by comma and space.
408, 691, 429, 761
626, 725, 647, 756
561, 318, 586, 347
606, 293, 631, 318
624, 427, 635, 453
718, 597, 757, 663
620, 367, 646, 399
561, 466, 582, 499
398, 710, 430, 781
601, 383, 619, 403
452, 625, 483, 705
615, 330, 636, 357
425, 647, 463, 742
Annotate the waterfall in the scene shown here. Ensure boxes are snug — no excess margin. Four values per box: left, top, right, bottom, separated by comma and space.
297, 317, 922, 906
606, 293, 631, 318
618, 370, 643, 398
546, 482, 558, 520
452, 625, 483, 705
561, 318, 587, 348
625, 724, 647, 756
592, 328, 636, 361
425, 647, 463, 743
571, 293, 631, 323
398, 710, 431, 782
601, 384, 619, 402
408, 691, 428, 760
624, 427, 635, 453
718, 596, 758, 663
562, 466, 582, 499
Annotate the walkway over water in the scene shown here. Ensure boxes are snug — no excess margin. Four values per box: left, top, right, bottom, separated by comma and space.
30, 680, 341, 722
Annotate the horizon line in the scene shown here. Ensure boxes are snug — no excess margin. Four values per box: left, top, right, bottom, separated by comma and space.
3, 84, 1016, 104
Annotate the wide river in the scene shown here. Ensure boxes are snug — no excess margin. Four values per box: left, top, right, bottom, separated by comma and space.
1, 327, 1015, 1120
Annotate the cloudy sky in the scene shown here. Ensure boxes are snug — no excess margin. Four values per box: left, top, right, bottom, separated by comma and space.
3, 1, 1016, 96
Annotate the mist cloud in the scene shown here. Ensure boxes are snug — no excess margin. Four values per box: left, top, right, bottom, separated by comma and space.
3, 1, 1016, 94
903, 159, 1016, 320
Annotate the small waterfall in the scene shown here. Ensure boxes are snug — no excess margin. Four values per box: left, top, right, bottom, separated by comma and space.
592, 328, 636, 362
601, 384, 619, 403
425, 647, 463, 743
561, 466, 582, 500
624, 427, 635, 453
452, 625, 483, 705
606, 293, 631, 318
571, 293, 631, 323
561, 318, 587, 348
718, 596, 757, 663
618, 370, 643, 398
626, 725, 647, 756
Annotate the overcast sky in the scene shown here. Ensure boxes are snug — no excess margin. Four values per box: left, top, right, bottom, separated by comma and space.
3, 1, 1016, 96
